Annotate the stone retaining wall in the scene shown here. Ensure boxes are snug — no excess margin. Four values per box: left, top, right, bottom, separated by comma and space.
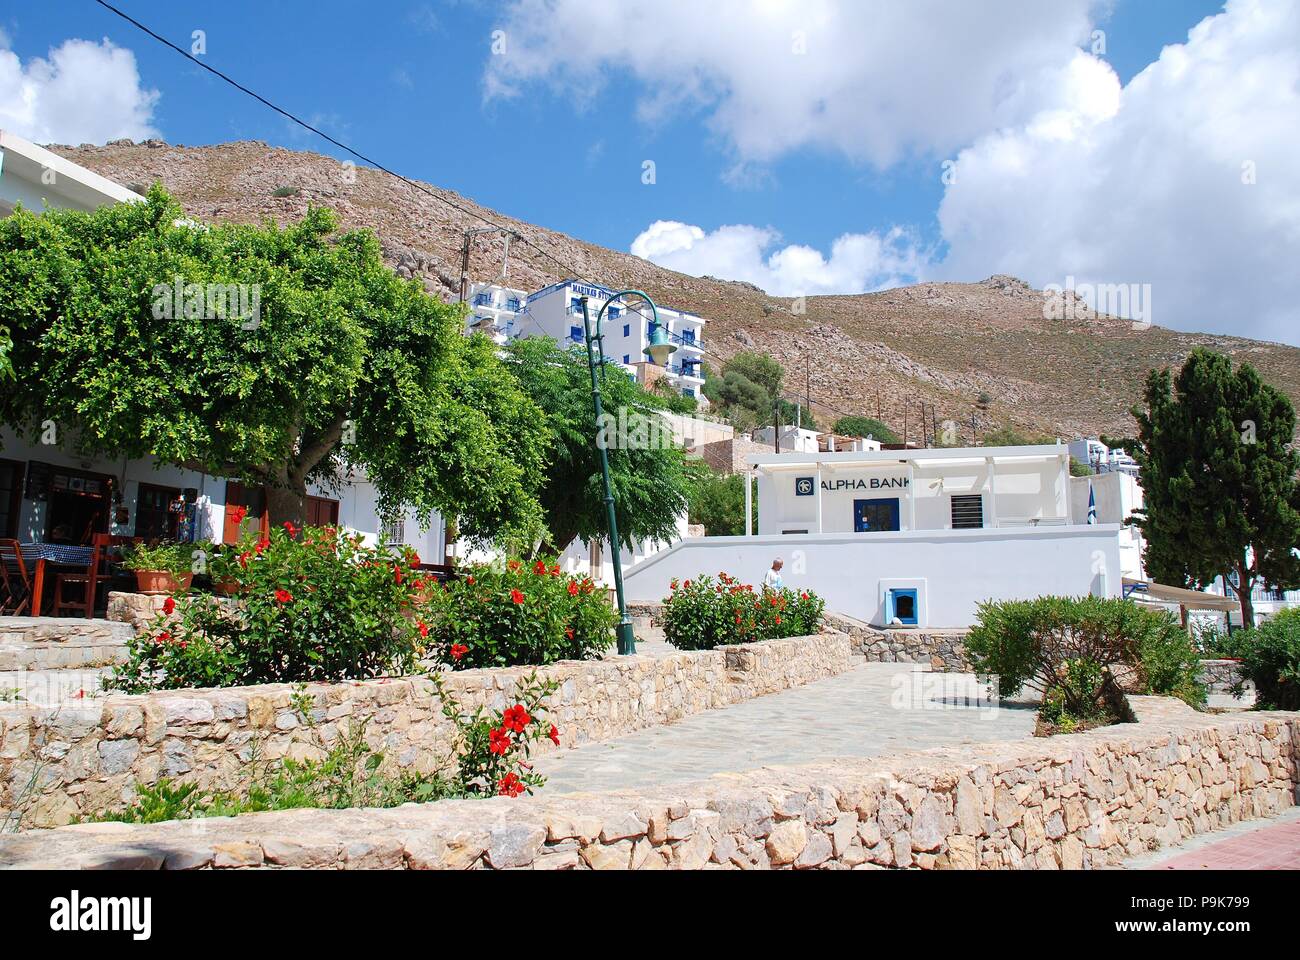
2, 698, 1294, 870
0, 619, 131, 672
1198, 659, 1247, 696
824, 613, 972, 671
0, 631, 851, 828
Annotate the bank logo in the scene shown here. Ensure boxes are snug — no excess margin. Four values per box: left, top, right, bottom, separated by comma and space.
795, 476, 814, 496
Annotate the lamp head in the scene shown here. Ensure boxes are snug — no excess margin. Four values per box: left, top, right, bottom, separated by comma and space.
643, 324, 677, 366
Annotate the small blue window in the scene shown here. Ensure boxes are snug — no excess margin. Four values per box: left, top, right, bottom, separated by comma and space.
622, 323, 630, 337
569, 325, 583, 342
622, 354, 630, 364
887, 589, 919, 626
681, 329, 695, 344
473, 293, 490, 306
506, 297, 521, 311
682, 388, 695, 398
570, 298, 583, 314
608, 307, 621, 319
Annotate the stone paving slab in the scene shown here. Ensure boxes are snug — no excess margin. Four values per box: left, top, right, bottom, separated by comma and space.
532, 662, 1037, 794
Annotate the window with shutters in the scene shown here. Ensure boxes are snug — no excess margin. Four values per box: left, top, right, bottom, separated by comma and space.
950, 494, 984, 529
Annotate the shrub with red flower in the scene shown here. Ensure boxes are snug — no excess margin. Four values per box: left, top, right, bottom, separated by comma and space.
662, 574, 825, 650
422, 558, 616, 670
106, 524, 427, 692
429, 670, 559, 798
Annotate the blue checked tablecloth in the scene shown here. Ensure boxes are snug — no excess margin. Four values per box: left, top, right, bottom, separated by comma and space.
18, 543, 95, 565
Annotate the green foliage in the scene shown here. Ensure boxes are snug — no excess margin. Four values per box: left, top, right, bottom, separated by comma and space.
121, 541, 197, 575
1069, 457, 1094, 477
661, 573, 825, 650
650, 377, 699, 414
702, 350, 794, 431
1132, 348, 1300, 625
0, 188, 548, 535
966, 596, 1205, 723
420, 559, 616, 669
686, 466, 755, 537
105, 525, 426, 691
832, 415, 898, 444
95, 674, 561, 823
501, 337, 692, 553
979, 424, 1052, 447
271, 186, 301, 198
1232, 610, 1300, 710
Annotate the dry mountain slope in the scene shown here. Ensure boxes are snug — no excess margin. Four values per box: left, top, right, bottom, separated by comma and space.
51, 139, 1300, 442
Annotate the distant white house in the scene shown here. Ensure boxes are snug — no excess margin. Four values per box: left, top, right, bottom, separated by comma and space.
1067, 437, 1139, 477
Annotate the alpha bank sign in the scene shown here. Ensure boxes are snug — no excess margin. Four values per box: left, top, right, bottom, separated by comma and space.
796, 475, 909, 496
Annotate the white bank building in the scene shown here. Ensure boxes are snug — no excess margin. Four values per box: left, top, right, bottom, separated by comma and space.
624, 443, 1124, 628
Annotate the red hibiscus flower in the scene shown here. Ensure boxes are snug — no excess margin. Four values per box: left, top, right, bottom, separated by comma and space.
282, 521, 297, 537
670, 579, 679, 590
417, 621, 429, 638
684, 580, 692, 589
510, 588, 525, 605
565, 627, 575, 639
155, 631, 171, 645
775, 615, 782, 625
550, 564, 560, 576
507, 560, 521, 573
275, 588, 293, 604
237, 551, 251, 568
549, 724, 560, 746
162, 596, 176, 616
503, 704, 531, 732
450, 643, 468, 661
466, 575, 475, 585
497, 772, 525, 797
394, 566, 404, 585
489, 726, 512, 756
533, 560, 547, 575
409, 551, 420, 567
567, 580, 579, 597
800, 592, 809, 600
229, 505, 248, 526
255, 535, 270, 555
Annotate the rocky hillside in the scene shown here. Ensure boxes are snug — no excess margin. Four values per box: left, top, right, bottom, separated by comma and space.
52, 139, 1300, 443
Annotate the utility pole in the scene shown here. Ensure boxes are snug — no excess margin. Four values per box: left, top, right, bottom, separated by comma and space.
903, 403, 909, 447
458, 226, 518, 303
774, 400, 782, 454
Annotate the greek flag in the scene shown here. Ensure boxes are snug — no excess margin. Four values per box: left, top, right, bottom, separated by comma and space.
1087, 481, 1097, 524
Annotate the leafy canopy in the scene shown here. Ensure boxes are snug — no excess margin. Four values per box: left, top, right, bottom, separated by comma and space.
501, 336, 693, 554
0, 187, 547, 535
832, 415, 898, 444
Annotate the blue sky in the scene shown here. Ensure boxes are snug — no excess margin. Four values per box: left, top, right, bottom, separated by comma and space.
3, 1, 1298, 344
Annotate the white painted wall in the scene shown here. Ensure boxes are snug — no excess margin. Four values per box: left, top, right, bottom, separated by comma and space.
622, 525, 1124, 628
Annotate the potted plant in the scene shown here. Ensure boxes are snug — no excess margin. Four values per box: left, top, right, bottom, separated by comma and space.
123, 542, 195, 595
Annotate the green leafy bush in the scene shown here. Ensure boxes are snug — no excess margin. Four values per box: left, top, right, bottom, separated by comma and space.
122, 541, 197, 575
661, 573, 825, 650
1234, 611, 1300, 710
106, 524, 427, 691
966, 596, 1205, 733
420, 559, 616, 669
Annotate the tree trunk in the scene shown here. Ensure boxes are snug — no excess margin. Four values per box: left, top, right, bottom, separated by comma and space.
1236, 563, 1255, 629
264, 482, 307, 531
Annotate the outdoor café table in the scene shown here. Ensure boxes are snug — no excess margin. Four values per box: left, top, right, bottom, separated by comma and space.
19, 543, 95, 616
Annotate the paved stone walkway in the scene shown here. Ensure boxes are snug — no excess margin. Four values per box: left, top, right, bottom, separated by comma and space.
533, 661, 1038, 794
1123, 806, 1300, 870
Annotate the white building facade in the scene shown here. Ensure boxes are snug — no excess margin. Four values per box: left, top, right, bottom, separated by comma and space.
623, 443, 1123, 628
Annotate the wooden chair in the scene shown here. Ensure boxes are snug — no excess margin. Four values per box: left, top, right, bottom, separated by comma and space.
0, 539, 32, 616
52, 542, 103, 619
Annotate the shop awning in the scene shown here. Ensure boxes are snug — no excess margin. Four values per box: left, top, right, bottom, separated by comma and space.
1122, 578, 1238, 612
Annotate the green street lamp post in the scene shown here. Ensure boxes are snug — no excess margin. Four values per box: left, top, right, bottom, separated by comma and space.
579, 290, 675, 655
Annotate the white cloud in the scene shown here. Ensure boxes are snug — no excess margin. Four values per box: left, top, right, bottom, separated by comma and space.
935, 0, 1300, 344
0, 37, 159, 145
486, 0, 1098, 168
630, 219, 926, 297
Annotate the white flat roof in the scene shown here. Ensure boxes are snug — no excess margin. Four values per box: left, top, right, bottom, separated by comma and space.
746, 443, 1066, 469
0, 130, 143, 212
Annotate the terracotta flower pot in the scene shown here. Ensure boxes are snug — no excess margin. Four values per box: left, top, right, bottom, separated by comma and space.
135, 570, 194, 596
213, 578, 242, 596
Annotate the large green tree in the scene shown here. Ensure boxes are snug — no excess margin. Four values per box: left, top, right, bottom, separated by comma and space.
702, 350, 812, 431
685, 464, 756, 536
1133, 348, 1300, 624
0, 188, 547, 535
501, 337, 693, 554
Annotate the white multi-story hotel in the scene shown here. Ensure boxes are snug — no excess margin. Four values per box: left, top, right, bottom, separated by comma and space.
468, 280, 708, 403
1067, 437, 1140, 477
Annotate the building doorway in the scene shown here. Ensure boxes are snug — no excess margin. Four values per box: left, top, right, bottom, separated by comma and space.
42, 467, 113, 544
854, 498, 900, 533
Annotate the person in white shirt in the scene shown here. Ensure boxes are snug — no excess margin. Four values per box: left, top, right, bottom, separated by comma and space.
762, 557, 784, 590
